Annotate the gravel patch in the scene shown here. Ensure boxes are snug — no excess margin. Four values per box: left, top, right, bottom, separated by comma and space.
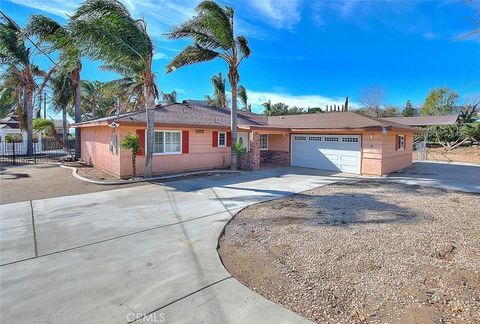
218, 181, 480, 323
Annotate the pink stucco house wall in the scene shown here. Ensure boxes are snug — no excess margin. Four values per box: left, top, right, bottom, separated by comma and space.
74, 103, 418, 178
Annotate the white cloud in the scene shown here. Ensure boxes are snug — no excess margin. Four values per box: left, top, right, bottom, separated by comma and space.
153, 52, 169, 60
246, 89, 359, 113
422, 32, 436, 39
246, 0, 302, 30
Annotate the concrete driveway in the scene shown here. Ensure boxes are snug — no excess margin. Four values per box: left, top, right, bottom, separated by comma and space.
387, 161, 480, 193
0, 167, 357, 324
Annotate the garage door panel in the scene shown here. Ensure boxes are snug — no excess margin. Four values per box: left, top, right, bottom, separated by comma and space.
291, 134, 361, 174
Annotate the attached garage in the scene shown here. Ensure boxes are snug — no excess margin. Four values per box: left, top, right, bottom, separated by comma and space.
291, 134, 361, 174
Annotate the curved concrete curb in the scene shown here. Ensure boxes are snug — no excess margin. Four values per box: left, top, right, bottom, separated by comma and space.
59, 164, 242, 185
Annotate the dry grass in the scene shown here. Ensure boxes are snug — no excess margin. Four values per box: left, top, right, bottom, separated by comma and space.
219, 181, 480, 323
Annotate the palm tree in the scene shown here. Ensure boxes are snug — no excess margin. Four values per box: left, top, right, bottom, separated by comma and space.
33, 118, 70, 154
238, 85, 250, 111
26, 14, 82, 159
167, 0, 251, 170
50, 72, 73, 144
0, 14, 42, 155
162, 91, 177, 105
205, 72, 227, 108
262, 100, 272, 116
71, 0, 158, 177
120, 133, 142, 179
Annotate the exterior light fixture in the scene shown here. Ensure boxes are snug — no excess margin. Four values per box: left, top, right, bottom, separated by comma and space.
108, 122, 119, 128
381, 127, 388, 135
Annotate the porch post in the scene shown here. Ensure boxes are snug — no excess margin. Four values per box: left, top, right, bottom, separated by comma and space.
248, 131, 260, 171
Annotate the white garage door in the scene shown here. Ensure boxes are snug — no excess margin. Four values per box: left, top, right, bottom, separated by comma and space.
291, 134, 361, 174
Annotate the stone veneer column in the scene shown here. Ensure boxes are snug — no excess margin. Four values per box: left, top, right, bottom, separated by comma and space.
247, 131, 260, 170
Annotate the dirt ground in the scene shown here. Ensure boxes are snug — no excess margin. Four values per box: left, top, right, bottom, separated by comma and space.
219, 181, 480, 323
416, 146, 480, 164
63, 162, 120, 181
0, 163, 143, 204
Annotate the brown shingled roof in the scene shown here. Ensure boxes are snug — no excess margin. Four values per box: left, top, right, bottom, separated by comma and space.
72, 104, 417, 132
267, 112, 418, 132
381, 115, 458, 126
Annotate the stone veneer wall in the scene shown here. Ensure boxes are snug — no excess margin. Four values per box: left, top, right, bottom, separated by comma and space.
260, 150, 290, 166
240, 132, 260, 170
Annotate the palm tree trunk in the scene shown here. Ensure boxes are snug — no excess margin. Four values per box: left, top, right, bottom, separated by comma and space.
25, 85, 34, 156
62, 107, 68, 144
228, 67, 238, 171
72, 66, 82, 160
132, 152, 137, 178
143, 65, 155, 178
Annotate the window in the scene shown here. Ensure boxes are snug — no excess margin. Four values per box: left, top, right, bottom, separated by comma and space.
153, 131, 181, 154
397, 135, 405, 151
218, 132, 226, 147
293, 135, 307, 141
260, 134, 268, 150
342, 137, 359, 143
324, 136, 339, 142
308, 136, 322, 141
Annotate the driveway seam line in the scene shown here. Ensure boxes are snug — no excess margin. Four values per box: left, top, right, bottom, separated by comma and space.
0, 207, 240, 267
129, 276, 232, 323
30, 200, 38, 257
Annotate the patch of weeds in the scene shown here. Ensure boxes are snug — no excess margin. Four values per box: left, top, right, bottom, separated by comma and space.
272, 200, 308, 210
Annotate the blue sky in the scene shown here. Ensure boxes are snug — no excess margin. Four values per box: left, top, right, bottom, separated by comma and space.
2, 0, 480, 115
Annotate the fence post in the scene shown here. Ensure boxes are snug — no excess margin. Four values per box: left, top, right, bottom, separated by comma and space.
34, 142, 37, 164
12, 141, 16, 165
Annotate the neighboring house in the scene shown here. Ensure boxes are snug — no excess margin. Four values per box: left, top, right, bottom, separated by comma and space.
382, 115, 458, 127
72, 103, 418, 178
0, 113, 43, 154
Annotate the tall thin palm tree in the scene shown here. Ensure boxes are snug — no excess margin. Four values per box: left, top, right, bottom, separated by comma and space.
167, 0, 251, 170
205, 72, 226, 108
70, 0, 158, 177
26, 14, 82, 159
0, 14, 41, 155
81, 80, 104, 119
262, 100, 272, 116
50, 72, 73, 144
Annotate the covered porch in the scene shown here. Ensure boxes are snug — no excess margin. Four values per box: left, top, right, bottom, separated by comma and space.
238, 126, 291, 171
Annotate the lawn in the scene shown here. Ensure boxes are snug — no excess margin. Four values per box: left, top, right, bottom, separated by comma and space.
218, 181, 480, 323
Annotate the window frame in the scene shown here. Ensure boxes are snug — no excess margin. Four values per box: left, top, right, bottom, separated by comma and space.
260, 134, 268, 150
152, 130, 182, 155
397, 134, 405, 151
218, 131, 226, 147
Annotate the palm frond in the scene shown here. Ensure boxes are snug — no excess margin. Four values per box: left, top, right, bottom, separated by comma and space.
166, 44, 219, 72
236, 35, 251, 59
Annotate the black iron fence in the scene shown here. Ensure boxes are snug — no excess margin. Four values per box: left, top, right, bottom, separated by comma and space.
0, 137, 76, 166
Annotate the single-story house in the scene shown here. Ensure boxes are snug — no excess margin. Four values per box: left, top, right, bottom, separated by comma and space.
72, 103, 419, 178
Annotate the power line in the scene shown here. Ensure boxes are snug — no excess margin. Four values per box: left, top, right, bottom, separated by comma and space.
0, 10, 59, 67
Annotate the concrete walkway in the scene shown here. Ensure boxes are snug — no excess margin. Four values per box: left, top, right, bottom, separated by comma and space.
0, 167, 357, 324
386, 161, 480, 193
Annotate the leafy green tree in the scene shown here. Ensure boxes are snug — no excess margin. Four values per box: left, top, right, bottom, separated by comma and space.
420, 88, 458, 116
427, 125, 467, 150
120, 133, 142, 178
402, 100, 416, 117
307, 107, 323, 114
33, 118, 70, 153
381, 105, 401, 117
459, 102, 478, 124
462, 122, 480, 142
27, 14, 83, 158
1, 14, 45, 155
71, 0, 158, 177
288, 106, 304, 115
205, 73, 227, 108
167, 0, 251, 171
